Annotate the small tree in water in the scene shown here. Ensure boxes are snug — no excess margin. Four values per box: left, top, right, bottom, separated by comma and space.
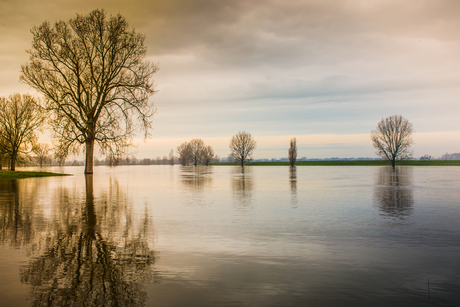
229, 131, 256, 167
21, 9, 158, 174
177, 142, 192, 166
201, 146, 215, 166
189, 139, 205, 166
371, 115, 413, 168
288, 137, 297, 167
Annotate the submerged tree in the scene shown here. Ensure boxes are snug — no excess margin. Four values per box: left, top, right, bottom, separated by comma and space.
169, 149, 174, 165
229, 131, 256, 167
371, 115, 413, 168
288, 137, 297, 167
21, 9, 158, 174
201, 145, 215, 166
177, 142, 192, 166
189, 139, 205, 166
0, 94, 44, 171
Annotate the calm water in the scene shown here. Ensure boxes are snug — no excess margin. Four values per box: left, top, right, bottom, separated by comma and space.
0, 165, 459, 306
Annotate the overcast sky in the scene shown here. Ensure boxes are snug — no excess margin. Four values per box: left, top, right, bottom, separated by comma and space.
1, 0, 459, 159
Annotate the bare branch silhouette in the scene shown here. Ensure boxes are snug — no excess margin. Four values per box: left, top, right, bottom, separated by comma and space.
189, 138, 205, 166
177, 141, 192, 166
229, 131, 256, 167
201, 145, 215, 166
32, 143, 50, 167
371, 115, 413, 168
0, 94, 44, 171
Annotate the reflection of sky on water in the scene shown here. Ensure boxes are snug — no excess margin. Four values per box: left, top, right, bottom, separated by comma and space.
0, 165, 460, 306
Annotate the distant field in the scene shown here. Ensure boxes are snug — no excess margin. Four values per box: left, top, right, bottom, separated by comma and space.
0, 171, 70, 180
213, 160, 460, 166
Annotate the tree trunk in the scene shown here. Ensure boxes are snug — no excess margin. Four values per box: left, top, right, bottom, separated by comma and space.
85, 138, 95, 174
85, 174, 97, 238
240, 158, 244, 167
10, 152, 17, 171
391, 158, 396, 169
39, 158, 43, 168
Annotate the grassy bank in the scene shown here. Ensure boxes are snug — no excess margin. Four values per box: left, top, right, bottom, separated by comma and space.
213, 160, 460, 166
0, 170, 71, 180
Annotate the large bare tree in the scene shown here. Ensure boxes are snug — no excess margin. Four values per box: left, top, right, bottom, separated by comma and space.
288, 137, 297, 167
20, 9, 158, 174
0, 93, 44, 171
229, 131, 256, 167
371, 115, 413, 168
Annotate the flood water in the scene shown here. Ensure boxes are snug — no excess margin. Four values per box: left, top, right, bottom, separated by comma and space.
0, 165, 459, 306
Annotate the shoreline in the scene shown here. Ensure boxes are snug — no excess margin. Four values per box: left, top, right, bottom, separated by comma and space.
0, 170, 71, 180
212, 160, 460, 166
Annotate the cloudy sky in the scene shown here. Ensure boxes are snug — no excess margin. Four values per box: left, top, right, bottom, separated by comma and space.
1, 0, 459, 159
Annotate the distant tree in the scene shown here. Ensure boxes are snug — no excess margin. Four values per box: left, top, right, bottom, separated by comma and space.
177, 142, 192, 166
227, 154, 235, 163
371, 115, 413, 168
0, 93, 44, 171
0, 152, 4, 170
189, 139, 205, 166
229, 131, 256, 167
32, 143, 50, 167
288, 137, 297, 167
201, 146, 215, 166
169, 149, 174, 165
20, 9, 158, 174
212, 155, 220, 164
54, 148, 67, 167
420, 154, 432, 161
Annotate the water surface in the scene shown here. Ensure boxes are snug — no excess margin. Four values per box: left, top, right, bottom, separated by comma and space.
0, 165, 459, 306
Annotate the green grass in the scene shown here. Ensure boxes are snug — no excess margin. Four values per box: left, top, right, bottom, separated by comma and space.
212, 160, 460, 166
0, 170, 71, 180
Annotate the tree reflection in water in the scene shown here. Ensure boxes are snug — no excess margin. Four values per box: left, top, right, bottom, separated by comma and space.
0, 179, 46, 247
232, 166, 253, 209
180, 166, 213, 207
180, 166, 213, 191
374, 166, 414, 219
19, 175, 158, 307
289, 166, 298, 208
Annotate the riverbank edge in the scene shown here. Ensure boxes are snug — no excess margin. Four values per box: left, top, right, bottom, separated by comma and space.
211, 160, 460, 166
0, 171, 72, 180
